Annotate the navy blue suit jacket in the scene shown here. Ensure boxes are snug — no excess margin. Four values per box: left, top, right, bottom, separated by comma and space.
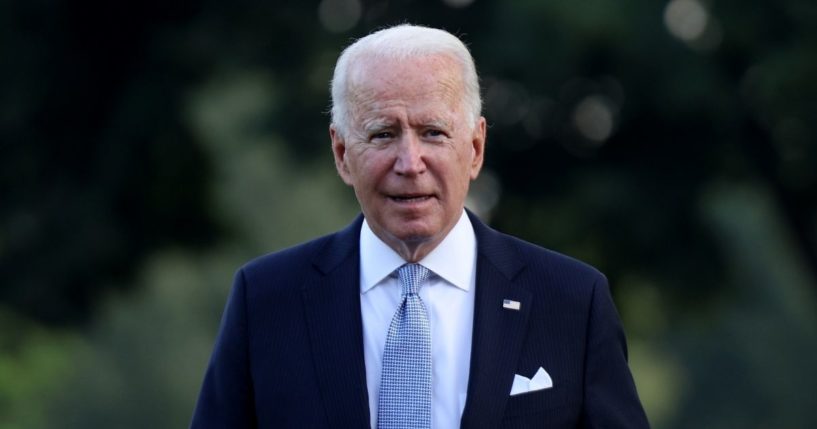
191, 212, 650, 428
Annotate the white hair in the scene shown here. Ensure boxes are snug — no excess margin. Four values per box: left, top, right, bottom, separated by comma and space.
330, 24, 482, 138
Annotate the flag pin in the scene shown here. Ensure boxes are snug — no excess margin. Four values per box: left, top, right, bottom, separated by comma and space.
503, 299, 521, 311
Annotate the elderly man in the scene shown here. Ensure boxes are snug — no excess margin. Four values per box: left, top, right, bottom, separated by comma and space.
191, 24, 650, 429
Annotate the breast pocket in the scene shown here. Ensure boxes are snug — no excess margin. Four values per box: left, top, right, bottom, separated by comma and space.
504, 385, 576, 417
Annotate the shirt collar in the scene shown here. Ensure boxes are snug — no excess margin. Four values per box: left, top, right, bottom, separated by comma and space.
359, 210, 476, 294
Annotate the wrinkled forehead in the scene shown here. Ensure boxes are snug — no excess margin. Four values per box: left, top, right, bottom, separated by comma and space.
346, 53, 466, 108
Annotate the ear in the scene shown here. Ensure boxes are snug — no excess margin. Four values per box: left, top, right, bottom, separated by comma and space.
469, 116, 487, 180
330, 125, 354, 186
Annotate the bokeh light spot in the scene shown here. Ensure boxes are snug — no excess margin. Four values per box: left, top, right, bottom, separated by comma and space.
663, 0, 722, 51
484, 78, 530, 126
318, 0, 362, 33
664, 0, 708, 42
573, 95, 615, 144
442, 0, 476, 8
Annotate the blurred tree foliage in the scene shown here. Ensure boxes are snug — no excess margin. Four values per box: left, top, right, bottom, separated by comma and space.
1, 0, 816, 428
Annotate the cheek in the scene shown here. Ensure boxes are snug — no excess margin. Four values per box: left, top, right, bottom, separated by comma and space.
359, 149, 393, 172
345, 147, 369, 173
348, 151, 388, 187
454, 145, 476, 175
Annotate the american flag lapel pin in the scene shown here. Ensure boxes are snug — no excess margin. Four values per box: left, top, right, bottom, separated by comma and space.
503, 299, 521, 311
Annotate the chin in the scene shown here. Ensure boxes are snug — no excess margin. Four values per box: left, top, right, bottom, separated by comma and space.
387, 224, 439, 244
398, 233, 436, 245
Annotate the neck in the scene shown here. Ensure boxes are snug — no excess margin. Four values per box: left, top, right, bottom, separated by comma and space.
385, 237, 443, 263
371, 220, 461, 263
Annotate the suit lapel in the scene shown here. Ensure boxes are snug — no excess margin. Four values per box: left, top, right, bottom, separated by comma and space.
302, 217, 371, 428
299, 213, 532, 428
461, 213, 532, 429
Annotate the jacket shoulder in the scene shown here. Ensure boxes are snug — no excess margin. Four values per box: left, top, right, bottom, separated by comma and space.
238, 215, 362, 285
470, 210, 604, 288
475, 213, 601, 275
510, 234, 604, 281
240, 235, 327, 279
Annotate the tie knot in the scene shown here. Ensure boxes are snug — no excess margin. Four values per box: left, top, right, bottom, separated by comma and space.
397, 263, 430, 296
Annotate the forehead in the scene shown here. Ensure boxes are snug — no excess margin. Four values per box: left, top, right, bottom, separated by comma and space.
347, 54, 465, 115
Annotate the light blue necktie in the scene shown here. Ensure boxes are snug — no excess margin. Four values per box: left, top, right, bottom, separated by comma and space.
378, 263, 432, 429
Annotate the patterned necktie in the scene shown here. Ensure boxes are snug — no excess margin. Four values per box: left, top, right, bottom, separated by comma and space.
378, 263, 432, 429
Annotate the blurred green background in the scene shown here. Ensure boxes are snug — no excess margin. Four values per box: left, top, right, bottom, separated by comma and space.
2, 0, 817, 427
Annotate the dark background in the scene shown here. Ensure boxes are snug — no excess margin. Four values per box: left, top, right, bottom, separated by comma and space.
2, 0, 816, 427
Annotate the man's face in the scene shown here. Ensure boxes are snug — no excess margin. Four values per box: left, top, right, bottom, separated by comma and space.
331, 54, 486, 261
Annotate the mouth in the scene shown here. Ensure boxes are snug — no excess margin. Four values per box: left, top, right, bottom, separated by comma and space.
388, 194, 434, 203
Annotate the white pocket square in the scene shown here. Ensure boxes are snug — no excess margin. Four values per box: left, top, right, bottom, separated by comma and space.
510, 367, 553, 396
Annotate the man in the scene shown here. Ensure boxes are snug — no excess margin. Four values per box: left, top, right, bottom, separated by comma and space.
191, 24, 650, 428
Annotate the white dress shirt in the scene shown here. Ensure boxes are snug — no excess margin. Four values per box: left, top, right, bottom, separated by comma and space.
360, 210, 477, 429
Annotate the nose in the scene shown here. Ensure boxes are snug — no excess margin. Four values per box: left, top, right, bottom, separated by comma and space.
393, 132, 426, 176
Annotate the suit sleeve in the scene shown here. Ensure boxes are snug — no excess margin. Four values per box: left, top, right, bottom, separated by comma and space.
581, 274, 651, 428
190, 269, 257, 428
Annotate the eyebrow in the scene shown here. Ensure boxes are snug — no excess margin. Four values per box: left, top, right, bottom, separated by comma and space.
422, 119, 453, 130
361, 118, 396, 134
359, 117, 454, 134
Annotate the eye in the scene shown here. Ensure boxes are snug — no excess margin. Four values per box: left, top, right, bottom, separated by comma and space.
370, 131, 395, 141
424, 129, 448, 139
